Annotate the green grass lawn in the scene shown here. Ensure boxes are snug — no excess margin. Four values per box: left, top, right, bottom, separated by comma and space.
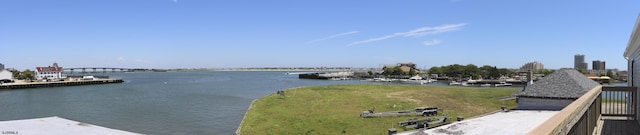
239, 84, 518, 135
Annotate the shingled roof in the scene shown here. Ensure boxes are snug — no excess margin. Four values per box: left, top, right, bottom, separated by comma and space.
516, 69, 599, 99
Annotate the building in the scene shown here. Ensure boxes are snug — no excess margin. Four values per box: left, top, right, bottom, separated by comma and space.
35, 62, 67, 81
519, 61, 544, 71
574, 54, 588, 70
618, 71, 628, 81
0, 69, 12, 82
515, 69, 599, 110
624, 14, 640, 126
0, 63, 12, 82
592, 60, 606, 71
383, 62, 419, 73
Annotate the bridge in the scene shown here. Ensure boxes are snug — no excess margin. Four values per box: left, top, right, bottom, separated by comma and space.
63, 67, 130, 74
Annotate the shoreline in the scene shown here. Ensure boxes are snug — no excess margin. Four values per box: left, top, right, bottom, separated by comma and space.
235, 86, 308, 135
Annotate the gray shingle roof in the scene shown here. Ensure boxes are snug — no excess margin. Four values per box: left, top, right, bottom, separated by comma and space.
516, 69, 599, 99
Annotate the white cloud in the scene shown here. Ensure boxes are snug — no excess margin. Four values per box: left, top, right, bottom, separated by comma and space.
306, 31, 359, 44
348, 23, 465, 46
173, 0, 178, 3
117, 57, 126, 61
423, 39, 442, 46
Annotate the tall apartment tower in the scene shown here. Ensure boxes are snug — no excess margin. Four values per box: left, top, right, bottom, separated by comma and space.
574, 54, 588, 70
592, 60, 606, 71
0, 63, 4, 70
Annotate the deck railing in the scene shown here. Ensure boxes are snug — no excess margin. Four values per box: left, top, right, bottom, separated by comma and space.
602, 86, 637, 119
528, 86, 638, 135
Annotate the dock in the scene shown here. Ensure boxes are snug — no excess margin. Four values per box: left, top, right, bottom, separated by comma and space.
0, 79, 124, 89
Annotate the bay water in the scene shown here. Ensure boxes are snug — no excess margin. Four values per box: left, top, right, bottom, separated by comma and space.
0, 71, 376, 135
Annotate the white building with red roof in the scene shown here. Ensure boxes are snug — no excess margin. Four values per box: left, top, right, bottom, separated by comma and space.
35, 62, 67, 81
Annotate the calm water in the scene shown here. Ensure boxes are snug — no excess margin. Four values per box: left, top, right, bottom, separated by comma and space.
0, 71, 380, 135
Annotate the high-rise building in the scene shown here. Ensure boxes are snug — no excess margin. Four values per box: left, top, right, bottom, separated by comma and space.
0, 63, 4, 70
592, 60, 606, 71
574, 54, 588, 70
520, 61, 544, 71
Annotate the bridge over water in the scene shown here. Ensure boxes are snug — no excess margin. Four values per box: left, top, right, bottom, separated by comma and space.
63, 67, 130, 74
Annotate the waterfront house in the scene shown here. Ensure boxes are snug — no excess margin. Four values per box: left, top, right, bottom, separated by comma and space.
35, 62, 67, 81
516, 69, 599, 110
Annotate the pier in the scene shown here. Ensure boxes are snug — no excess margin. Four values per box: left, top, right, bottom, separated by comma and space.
0, 79, 124, 89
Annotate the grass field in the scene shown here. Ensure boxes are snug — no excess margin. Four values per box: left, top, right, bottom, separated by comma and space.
239, 84, 518, 135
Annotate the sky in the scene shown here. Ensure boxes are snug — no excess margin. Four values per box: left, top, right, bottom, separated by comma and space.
1, 0, 639, 70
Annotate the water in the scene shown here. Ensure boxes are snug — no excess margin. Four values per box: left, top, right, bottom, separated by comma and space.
0, 71, 380, 135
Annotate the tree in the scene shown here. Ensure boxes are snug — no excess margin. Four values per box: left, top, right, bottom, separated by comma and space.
367, 70, 374, 76
392, 66, 404, 76
444, 64, 465, 78
498, 68, 514, 77
409, 68, 417, 76
487, 67, 500, 79
20, 70, 35, 81
428, 66, 443, 75
383, 68, 393, 76
11, 70, 20, 78
464, 64, 480, 79
479, 65, 494, 79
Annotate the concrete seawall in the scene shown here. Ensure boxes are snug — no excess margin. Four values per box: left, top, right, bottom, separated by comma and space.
0, 79, 124, 89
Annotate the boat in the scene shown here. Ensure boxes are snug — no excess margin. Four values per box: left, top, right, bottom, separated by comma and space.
330, 77, 351, 81
449, 81, 461, 85
480, 83, 492, 87
495, 82, 512, 87
400, 79, 429, 85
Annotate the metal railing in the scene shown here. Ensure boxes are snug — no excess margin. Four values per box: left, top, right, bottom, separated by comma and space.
528, 86, 638, 135
602, 86, 637, 119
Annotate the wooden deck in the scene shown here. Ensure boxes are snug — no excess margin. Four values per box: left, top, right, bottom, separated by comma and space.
596, 116, 640, 135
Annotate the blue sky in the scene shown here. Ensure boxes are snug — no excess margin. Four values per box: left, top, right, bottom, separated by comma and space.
1, 0, 639, 70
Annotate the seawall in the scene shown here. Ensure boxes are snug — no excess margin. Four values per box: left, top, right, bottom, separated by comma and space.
0, 79, 124, 89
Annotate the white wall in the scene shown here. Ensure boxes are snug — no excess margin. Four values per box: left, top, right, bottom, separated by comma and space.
0, 70, 12, 80
517, 97, 575, 110
36, 71, 65, 80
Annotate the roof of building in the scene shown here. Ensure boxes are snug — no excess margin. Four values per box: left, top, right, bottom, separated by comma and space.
0, 117, 140, 135
398, 110, 559, 135
400, 66, 411, 72
36, 66, 63, 72
516, 69, 599, 99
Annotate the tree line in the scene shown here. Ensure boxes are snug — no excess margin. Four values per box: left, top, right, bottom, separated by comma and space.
427, 64, 555, 79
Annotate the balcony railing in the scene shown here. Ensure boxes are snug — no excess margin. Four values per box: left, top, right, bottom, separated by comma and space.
602, 86, 637, 119
528, 86, 638, 135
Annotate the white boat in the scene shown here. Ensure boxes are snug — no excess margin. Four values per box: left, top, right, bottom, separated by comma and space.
400, 79, 428, 84
330, 77, 351, 81
480, 83, 492, 87
428, 78, 438, 82
495, 82, 512, 87
409, 75, 423, 80
461, 82, 469, 86
449, 81, 461, 85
